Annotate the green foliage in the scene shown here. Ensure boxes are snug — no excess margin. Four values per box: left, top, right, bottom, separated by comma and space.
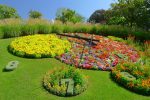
38, 24, 52, 34
107, 16, 126, 25
29, 10, 42, 19
22, 24, 39, 35
0, 19, 149, 41
88, 9, 106, 24
43, 67, 88, 97
15, 51, 25, 57
107, 36, 125, 42
51, 24, 63, 34
0, 5, 20, 19
2, 25, 22, 38
63, 24, 74, 33
112, 61, 150, 95
107, 0, 150, 30
55, 8, 84, 23
0, 27, 4, 39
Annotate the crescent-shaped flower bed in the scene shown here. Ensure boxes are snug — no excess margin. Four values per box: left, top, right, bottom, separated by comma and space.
43, 67, 88, 97
56, 33, 139, 71
111, 62, 150, 95
8, 34, 71, 58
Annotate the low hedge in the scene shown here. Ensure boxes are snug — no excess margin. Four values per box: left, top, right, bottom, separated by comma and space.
43, 67, 88, 97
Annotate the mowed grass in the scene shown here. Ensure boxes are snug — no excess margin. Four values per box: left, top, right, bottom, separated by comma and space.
0, 38, 149, 100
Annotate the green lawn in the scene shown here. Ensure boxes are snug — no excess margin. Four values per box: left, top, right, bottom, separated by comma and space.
0, 38, 149, 100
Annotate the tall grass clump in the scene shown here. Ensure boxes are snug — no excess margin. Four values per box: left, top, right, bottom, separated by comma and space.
0, 27, 4, 39
38, 24, 52, 34
62, 22, 74, 33
22, 24, 39, 35
73, 23, 91, 33
0, 18, 23, 38
21, 19, 41, 35
2, 25, 22, 38
144, 41, 150, 57
51, 20, 63, 34
98, 25, 130, 38
0, 18, 149, 41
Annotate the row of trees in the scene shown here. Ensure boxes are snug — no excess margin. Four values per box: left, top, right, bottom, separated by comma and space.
0, 0, 149, 30
0, 4, 84, 23
0, 4, 42, 19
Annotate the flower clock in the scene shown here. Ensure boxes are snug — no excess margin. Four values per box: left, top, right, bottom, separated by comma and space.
8, 34, 71, 58
56, 33, 140, 71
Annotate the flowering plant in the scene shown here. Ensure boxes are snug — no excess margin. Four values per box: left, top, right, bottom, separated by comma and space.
43, 67, 88, 97
111, 62, 150, 95
56, 33, 139, 71
8, 34, 71, 58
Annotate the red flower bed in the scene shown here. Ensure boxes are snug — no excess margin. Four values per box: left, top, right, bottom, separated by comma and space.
56, 33, 139, 71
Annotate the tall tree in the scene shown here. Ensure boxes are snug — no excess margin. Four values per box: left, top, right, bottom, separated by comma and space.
108, 0, 150, 30
55, 8, 84, 23
29, 10, 42, 19
88, 9, 106, 24
0, 4, 20, 19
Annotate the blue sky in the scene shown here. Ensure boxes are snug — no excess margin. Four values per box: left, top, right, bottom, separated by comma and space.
0, 0, 115, 20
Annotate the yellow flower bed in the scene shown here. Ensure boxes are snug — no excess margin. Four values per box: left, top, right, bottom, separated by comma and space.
9, 34, 71, 58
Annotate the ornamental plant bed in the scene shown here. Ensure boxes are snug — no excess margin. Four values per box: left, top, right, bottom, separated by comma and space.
43, 67, 88, 97
111, 62, 150, 95
8, 34, 71, 58
56, 33, 139, 71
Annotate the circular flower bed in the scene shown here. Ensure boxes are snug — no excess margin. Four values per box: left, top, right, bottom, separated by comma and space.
56, 33, 139, 71
8, 34, 71, 58
111, 62, 150, 95
43, 67, 88, 97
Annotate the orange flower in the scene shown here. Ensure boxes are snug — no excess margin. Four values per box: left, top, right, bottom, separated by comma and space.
141, 78, 150, 87
128, 82, 134, 88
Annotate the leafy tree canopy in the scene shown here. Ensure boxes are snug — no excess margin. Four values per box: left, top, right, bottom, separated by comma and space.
88, 9, 106, 24
106, 0, 150, 30
55, 8, 84, 23
0, 4, 20, 19
29, 10, 42, 19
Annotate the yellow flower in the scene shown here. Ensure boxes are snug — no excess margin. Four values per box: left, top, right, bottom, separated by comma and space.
10, 34, 71, 58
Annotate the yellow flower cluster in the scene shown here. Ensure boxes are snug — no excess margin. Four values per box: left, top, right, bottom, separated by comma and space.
10, 34, 71, 57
